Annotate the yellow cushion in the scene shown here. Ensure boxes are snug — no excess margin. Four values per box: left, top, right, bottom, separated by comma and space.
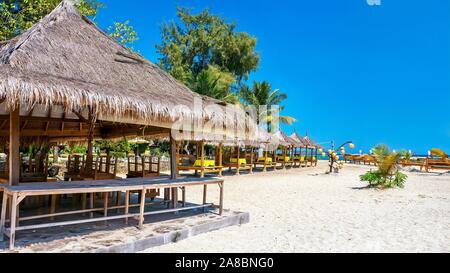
194, 160, 216, 168
257, 157, 273, 163
294, 156, 305, 161
277, 156, 291, 162
230, 158, 247, 165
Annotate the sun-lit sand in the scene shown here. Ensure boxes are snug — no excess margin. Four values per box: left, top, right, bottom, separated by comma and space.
143, 161, 450, 253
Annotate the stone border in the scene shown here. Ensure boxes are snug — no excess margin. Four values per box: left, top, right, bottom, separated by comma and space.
93, 212, 250, 253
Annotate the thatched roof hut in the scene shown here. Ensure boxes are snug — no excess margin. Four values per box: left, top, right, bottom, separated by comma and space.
289, 132, 308, 147
0, 0, 254, 142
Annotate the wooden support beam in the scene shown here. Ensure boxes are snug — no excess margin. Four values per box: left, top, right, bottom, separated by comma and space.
219, 143, 223, 177
200, 141, 205, 178
61, 108, 66, 132
170, 131, 178, 180
0, 115, 85, 124
21, 107, 35, 131
71, 110, 88, 123
138, 189, 146, 229
9, 193, 18, 249
0, 120, 7, 130
9, 107, 20, 186
84, 109, 96, 176
0, 193, 8, 242
45, 106, 52, 132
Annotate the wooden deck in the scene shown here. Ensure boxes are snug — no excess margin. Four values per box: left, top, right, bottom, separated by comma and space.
0, 177, 224, 250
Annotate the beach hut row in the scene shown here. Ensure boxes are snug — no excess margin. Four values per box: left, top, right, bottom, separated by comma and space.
0, 1, 321, 249
174, 130, 323, 177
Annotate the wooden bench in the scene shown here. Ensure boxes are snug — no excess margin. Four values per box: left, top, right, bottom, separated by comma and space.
254, 157, 277, 172
127, 156, 161, 178
0, 177, 224, 250
425, 158, 450, 173
275, 156, 294, 169
400, 160, 425, 171
223, 158, 253, 175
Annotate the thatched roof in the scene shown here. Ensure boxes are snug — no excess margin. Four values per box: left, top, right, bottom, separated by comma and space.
0, 0, 253, 136
289, 132, 314, 147
279, 131, 300, 146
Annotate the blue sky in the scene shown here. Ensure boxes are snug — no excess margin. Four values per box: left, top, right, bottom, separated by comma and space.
95, 0, 450, 154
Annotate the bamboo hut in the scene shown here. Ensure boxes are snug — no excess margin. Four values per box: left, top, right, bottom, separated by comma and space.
0, 1, 254, 249
302, 136, 321, 167
289, 132, 308, 167
222, 140, 255, 176
252, 130, 279, 172
0, 1, 252, 185
272, 131, 294, 169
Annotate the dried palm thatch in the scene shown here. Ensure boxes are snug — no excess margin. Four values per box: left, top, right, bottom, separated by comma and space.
0, 0, 255, 136
289, 132, 307, 147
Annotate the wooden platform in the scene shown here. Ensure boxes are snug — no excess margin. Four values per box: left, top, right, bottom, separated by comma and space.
0, 177, 224, 250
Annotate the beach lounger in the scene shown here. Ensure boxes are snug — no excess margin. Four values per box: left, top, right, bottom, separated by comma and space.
276, 156, 294, 169
177, 159, 223, 177
425, 158, 450, 172
254, 157, 277, 171
224, 158, 253, 175
400, 159, 425, 171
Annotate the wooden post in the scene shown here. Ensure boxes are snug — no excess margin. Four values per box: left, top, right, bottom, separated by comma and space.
219, 182, 224, 216
218, 143, 223, 177
263, 149, 268, 172
170, 132, 178, 180
300, 148, 303, 167
89, 192, 94, 219
182, 187, 186, 207
175, 142, 180, 176
103, 192, 108, 217
85, 138, 94, 177
315, 148, 318, 167
9, 193, 18, 250
203, 185, 207, 205
236, 145, 241, 176
0, 193, 7, 242
9, 107, 20, 186
249, 147, 254, 174
200, 141, 205, 178
172, 187, 178, 211
124, 190, 130, 224
50, 195, 57, 220
138, 189, 146, 229
127, 156, 131, 174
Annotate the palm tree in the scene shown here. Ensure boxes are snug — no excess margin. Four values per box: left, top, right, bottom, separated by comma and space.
240, 81, 296, 132
188, 65, 240, 104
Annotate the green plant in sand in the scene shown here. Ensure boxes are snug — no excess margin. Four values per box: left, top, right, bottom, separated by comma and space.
399, 150, 412, 161
360, 144, 408, 189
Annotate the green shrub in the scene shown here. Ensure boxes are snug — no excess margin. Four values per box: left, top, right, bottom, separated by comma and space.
360, 144, 408, 189
360, 170, 407, 189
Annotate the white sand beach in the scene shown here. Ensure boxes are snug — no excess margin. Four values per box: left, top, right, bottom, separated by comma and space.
143, 162, 450, 253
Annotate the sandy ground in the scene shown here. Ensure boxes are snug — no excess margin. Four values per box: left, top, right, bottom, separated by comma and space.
143, 162, 450, 253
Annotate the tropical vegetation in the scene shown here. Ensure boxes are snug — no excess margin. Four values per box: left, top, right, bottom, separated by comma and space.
1, 1, 296, 130
240, 81, 296, 132
360, 144, 408, 189
156, 7, 295, 127
0, 0, 138, 47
